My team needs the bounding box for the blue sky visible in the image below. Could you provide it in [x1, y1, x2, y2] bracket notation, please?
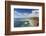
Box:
[14, 8, 32, 13]
[14, 8, 39, 18]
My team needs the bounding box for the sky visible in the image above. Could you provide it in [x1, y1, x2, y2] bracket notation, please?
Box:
[14, 8, 32, 13]
[14, 8, 39, 18]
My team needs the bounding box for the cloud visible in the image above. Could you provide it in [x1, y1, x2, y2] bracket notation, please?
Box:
[14, 10, 39, 18]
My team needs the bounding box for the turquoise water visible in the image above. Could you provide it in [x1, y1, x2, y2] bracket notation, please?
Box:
[14, 18, 34, 27]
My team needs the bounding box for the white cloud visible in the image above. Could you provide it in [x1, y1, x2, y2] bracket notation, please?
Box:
[14, 10, 39, 18]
